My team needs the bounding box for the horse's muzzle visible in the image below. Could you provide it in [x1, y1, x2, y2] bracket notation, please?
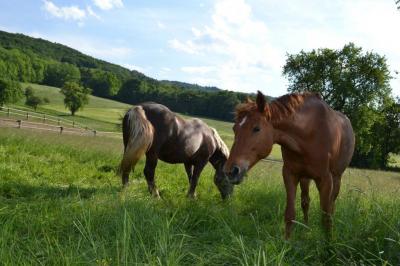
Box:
[225, 165, 246, 185]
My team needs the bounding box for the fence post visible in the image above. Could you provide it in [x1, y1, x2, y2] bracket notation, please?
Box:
[26, 112, 29, 120]
[60, 126, 63, 134]
[72, 121, 75, 128]
[93, 130, 97, 137]
[7, 108, 10, 117]
[43, 114, 46, 123]
[17, 120, 21, 128]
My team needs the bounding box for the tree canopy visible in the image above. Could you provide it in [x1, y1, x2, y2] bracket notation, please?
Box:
[283, 43, 400, 168]
[60, 82, 91, 116]
[0, 78, 22, 106]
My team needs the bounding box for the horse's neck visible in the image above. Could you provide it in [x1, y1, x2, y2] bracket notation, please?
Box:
[272, 119, 303, 154]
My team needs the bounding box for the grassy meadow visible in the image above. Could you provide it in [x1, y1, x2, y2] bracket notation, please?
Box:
[0, 84, 399, 265]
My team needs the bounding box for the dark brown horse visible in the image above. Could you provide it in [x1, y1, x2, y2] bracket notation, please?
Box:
[224, 91, 355, 238]
[119, 102, 233, 199]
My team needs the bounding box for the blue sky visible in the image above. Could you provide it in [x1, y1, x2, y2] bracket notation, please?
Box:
[0, 0, 399, 96]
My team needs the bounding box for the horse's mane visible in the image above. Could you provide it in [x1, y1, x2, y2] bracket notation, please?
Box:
[235, 92, 320, 122]
[210, 127, 230, 158]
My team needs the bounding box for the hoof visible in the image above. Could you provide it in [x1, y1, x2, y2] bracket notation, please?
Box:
[151, 189, 161, 199]
[186, 192, 197, 199]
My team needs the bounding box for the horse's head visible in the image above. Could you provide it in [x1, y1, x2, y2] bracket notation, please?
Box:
[224, 91, 274, 184]
[214, 163, 234, 199]
[210, 128, 234, 199]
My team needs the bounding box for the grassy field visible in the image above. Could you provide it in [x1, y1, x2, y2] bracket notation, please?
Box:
[1, 84, 399, 265]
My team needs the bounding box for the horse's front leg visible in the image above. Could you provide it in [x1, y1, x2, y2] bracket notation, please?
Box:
[283, 166, 299, 240]
[184, 163, 193, 183]
[144, 155, 160, 198]
[187, 161, 207, 198]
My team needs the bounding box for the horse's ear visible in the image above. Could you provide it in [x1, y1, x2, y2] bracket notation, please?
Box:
[245, 97, 253, 103]
[256, 90, 266, 113]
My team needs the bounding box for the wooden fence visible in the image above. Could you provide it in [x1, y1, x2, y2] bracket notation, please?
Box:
[0, 106, 121, 138]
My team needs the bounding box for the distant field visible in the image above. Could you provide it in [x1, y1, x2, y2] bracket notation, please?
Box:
[13, 83, 131, 132]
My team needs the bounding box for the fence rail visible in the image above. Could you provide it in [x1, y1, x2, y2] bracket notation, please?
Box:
[0, 106, 122, 139]
[0, 106, 90, 129]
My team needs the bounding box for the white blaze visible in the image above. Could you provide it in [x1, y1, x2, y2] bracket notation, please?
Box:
[239, 116, 247, 127]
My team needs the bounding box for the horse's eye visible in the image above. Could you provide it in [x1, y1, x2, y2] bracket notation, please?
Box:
[253, 126, 260, 133]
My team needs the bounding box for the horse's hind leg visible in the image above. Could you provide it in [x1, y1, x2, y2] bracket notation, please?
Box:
[187, 161, 207, 198]
[144, 154, 160, 198]
[300, 179, 311, 224]
[184, 163, 193, 183]
[331, 175, 342, 213]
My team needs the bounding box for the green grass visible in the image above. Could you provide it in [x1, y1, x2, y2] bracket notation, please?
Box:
[1, 83, 399, 264]
[1, 128, 399, 265]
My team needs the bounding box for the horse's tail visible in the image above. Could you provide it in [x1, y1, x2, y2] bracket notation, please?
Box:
[119, 106, 154, 178]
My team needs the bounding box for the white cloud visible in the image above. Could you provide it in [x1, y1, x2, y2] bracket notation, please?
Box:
[168, 39, 200, 55]
[92, 0, 123, 10]
[169, 0, 282, 94]
[43, 0, 86, 21]
[169, 0, 400, 96]
[87, 6, 101, 20]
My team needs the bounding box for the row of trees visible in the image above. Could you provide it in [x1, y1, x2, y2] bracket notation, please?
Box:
[116, 79, 248, 120]
[283, 43, 400, 169]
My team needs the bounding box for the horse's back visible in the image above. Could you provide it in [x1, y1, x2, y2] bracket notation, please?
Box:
[139, 102, 216, 163]
[295, 98, 354, 177]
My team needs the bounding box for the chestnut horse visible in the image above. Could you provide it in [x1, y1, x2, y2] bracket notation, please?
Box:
[224, 91, 354, 238]
[119, 102, 233, 199]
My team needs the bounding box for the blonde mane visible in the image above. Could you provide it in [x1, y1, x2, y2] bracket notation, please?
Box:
[210, 127, 230, 158]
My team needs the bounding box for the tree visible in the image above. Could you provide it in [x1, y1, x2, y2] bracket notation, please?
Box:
[81, 68, 121, 97]
[44, 62, 81, 88]
[0, 78, 23, 106]
[283, 43, 399, 168]
[60, 81, 91, 116]
[24, 86, 35, 97]
[24, 87, 43, 111]
[25, 95, 43, 111]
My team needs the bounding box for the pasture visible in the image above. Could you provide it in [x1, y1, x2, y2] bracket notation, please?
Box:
[0, 84, 399, 265]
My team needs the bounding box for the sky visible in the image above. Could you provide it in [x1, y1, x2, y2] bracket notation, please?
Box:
[0, 0, 399, 97]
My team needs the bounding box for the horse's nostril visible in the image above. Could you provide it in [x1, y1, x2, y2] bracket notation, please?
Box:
[231, 165, 240, 177]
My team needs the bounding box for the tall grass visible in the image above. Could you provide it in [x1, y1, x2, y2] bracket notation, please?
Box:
[1, 127, 399, 265]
